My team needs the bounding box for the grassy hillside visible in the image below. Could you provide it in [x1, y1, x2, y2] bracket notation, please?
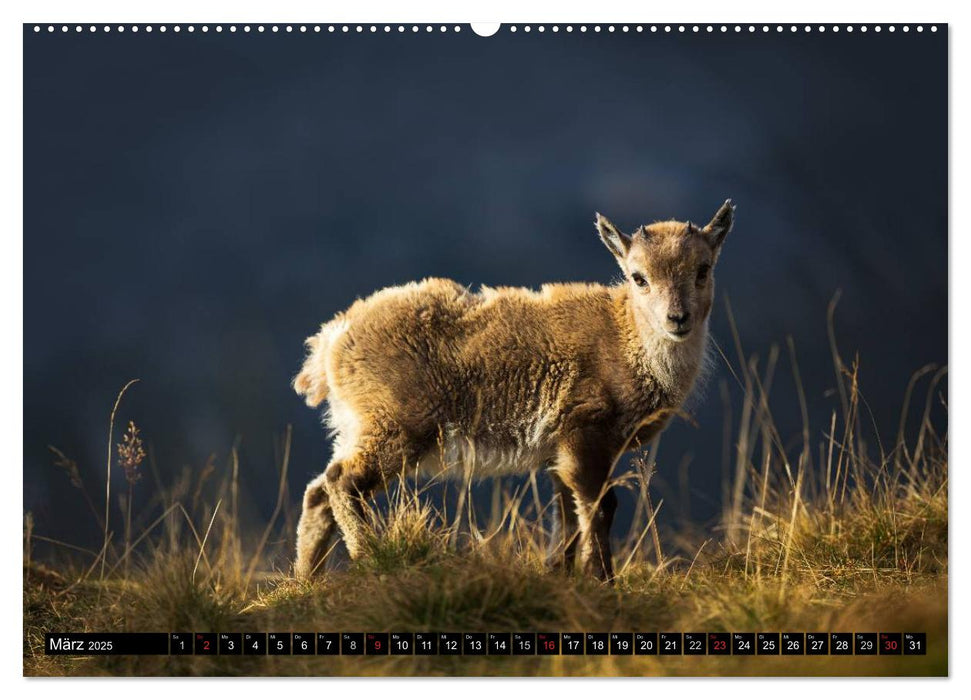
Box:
[23, 313, 948, 677]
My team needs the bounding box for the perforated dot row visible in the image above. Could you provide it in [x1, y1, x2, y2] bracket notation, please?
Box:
[506, 24, 937, 34]
[31, 24, 465, 34]
[31, 24, 940, 35]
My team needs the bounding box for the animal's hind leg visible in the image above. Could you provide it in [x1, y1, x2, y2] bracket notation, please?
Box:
[324, 430, 417, 559]
[548, 470, 579, 572]
[295, 472, 338, 579]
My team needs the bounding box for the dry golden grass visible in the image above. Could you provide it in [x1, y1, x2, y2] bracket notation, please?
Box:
[23, 302, 947, 676]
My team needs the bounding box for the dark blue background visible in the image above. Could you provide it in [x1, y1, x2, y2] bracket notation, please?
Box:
[24, 26, 947, 551]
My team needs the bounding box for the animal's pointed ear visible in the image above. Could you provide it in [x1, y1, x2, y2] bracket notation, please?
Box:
[702, 199, 735, 253]
[595, 213, 632, 262]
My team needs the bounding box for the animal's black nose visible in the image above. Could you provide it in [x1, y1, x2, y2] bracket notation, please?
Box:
[668, 311, 691, 326]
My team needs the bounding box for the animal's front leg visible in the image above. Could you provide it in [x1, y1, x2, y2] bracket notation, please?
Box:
[548, 469, 580, 572]
[583, 486, 617, 582]
[554, 431, 619, 582]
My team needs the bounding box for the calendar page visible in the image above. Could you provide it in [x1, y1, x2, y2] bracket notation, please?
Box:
[22, 19, 947, 678]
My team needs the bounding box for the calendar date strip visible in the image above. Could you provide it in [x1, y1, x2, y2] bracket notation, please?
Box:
[45, 631, 927, 656]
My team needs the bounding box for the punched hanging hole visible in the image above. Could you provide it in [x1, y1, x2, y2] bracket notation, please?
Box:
[471, 23, 500, 37]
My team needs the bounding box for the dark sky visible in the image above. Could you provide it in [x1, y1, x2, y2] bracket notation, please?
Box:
[23, 26, 947, 550]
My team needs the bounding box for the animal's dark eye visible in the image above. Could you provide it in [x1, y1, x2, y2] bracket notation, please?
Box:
[631, 272, 648, 288]
[696, 264, 711, 284]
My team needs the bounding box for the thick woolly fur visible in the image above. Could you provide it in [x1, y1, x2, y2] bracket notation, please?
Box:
[293, 200, 735, 581]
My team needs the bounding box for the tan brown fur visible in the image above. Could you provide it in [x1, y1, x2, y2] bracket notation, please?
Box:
[293, 200, 735, 580]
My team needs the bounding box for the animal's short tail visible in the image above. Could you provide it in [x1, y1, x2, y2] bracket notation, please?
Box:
[293, 316, 346, 407]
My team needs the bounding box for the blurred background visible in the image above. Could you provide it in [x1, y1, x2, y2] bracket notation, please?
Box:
[24, 26, 947, 555]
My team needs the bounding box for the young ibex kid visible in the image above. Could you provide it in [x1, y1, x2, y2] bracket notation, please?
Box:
[293, 200, 734, 581]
